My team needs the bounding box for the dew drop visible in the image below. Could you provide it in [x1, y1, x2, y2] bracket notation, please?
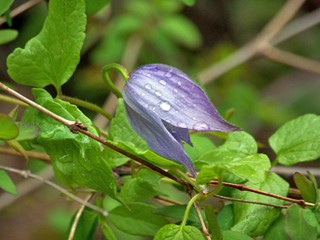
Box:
[155, 90, 162, 96]
[177, 122, 187, 128]
[177, 81, 182, 86]
[193, 122, 209, 131]
[160, 101, 171, 111]
[149, 67, 158, 72]
[173, 89, 178, 93]
[141, 92, 146, 96]
[192, 103, 197, 107]
[165, 72, 173, 78]
[159, 79, 167, 85]
[131, 76, 137, 80]
[192, 117, 197, 120]
[145, 84, 152, 90]
[146, 74, 151, 77]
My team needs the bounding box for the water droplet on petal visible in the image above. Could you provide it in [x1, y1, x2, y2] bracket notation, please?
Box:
[145, 84, 152, 90]
[193, 122, 209, 131]
[165, 72, 173, 78]
[155, 90, 162, 96]
[141, 92, 146, 96]
[192, 117, 197, 120]
[177, 122, 187, 128]
[173, 89, 178, 93]
[177, 81, 182, 86]
[192, 104, 197, 107]
[159, 80, 167, 85]
[160, 101, 171, 111]
[146, 74, 151, 77]
[132, 76, 137, 79]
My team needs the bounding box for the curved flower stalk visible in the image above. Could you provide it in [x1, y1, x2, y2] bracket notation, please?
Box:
[122, 64, 241, 176]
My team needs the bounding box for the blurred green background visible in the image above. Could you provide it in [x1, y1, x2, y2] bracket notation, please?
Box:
[0, 0, 320, 239]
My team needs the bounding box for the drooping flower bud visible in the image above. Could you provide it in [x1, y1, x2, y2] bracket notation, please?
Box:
[122, 64, 241, 176]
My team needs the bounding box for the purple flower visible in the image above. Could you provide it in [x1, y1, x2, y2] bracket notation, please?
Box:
[122, 64, 241, 176]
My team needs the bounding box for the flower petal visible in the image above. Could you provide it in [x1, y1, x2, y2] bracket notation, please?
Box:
[126, 64, 241, 132]
[162, 120, 193, 147]
[123, 85, 197, 176]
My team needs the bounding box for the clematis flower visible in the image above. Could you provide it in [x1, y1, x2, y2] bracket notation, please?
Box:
[122, 64, 241, 176]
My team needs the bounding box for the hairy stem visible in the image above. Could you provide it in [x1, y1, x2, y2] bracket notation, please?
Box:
[61, 95, 113, 120]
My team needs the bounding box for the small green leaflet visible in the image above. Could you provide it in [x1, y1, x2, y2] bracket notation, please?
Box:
[7, 0, 86, 90]
[120, 168, 161, 203]
[21, 88, 118, 201]
[0, 114, 18, 140]
[285, 204, 317, 240]
[153, 224, 205, 240]
[0, 0, 14, 15]
[269, 114, 320, 166]
[0, 169, 17, 195]
[196, 131, 270, 183]
[0, 29, 18, 45]
[294, 172, 318, 203]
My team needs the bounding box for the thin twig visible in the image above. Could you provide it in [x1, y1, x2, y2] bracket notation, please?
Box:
[0, 147, 51, 163]
[198, 0, 307, 84]
[0, 0, 43, 26]
[68, 194, 93, 240]
[261, 45, 320, 75]
[214, 194, 287, 209]
[0, 165, 108, 216]
[209, 180, 313, 207]
[0, 82, 76, 128]
[193, 200, 211, 240]
[154, 195, 184, 205]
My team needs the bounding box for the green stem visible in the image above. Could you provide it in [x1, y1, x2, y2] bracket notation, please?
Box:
[270, 158, 278, 169]
[130, 160, 136, 177]
[101, 64, 129, 98]
[0, 94, 28, 107]
[171, 168, 201, 192]
[181, 193, 203, 228]
[205, 172, 224, 199]
[61, 95, 113, 121]
[56, 87, 63, 99]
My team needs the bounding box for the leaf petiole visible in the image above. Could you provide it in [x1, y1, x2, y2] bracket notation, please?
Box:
[101, 64, 129, 98]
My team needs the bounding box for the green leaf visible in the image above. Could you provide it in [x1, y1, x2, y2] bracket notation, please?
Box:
[152, 205, 206, 224]
[294, 172, 318, 203]
[101, 223, 117, 240]
[285, 204, 317, 240]
[107, 99, 181, 168]
[0, 29, 18, 44]
[184, 134, 216, 162]
[0, 169, 17, 195]
[159, 15, 202, 49]
[196, 132, 270, 183]
[154, 224, 205, 240]
[205, 204, 222, 240]
[84, 0, 111, 15]
[120, 168, 161, 203]
[0, 114, 18, 140]
[109, 202, 169, 237]
[15, 122, 40, 141]
[231, 172, 289, 237]
[0, 0, 14, 15]
[66, 208, 98, 240]
[222, 230, 254, 240]
[102, 147, 129, 168]
[6, 139, 28, 160]
[21, 89, 118, 200]
[269, 114, 320, 165]
[217, 204, 234, 231]
[264, 213, 290, 240]
[7, 0, 86, 90]
[196, 164, 225, 185]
